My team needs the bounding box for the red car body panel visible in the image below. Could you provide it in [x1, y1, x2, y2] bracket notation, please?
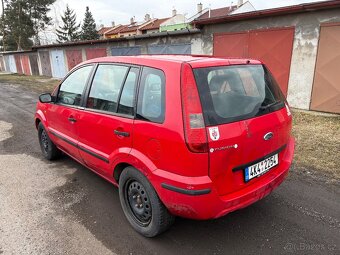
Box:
[35, 55, 294, 220]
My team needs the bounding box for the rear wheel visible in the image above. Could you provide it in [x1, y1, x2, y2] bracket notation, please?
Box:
[38, 123, 61, 160]
[119, 167, 175, 237]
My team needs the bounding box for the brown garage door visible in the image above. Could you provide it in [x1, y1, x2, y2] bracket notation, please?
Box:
[214, 28, 295, 96]
[66, 49, 83, 70]
[29, 54, 39, 76]
[39, 51, 52, 77]
[310, 24, 340, 113]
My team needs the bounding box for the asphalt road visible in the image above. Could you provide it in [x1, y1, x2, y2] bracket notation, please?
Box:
[0, 82, 339, 255]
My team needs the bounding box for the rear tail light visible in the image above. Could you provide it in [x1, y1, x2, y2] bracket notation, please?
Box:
[181, 63, 208, 153]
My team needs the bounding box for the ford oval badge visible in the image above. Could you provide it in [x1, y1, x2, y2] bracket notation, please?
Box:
[264, 132, 273, 141]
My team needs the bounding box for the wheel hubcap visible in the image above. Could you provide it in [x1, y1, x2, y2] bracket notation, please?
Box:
[41, 130, 49, 152]
[126, 180, 152, 225]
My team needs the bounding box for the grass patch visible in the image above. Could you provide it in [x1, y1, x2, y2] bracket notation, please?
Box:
[0, 73, 59, 93]
[292, 110, 340, 180]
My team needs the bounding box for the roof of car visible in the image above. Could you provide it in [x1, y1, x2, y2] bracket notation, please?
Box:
[82, 55, 262, 68]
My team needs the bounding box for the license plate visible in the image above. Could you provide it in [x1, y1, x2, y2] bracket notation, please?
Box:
[244, 154, 279, 182]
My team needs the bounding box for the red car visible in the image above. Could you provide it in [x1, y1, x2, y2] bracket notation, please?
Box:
[35, 55, 294, 237]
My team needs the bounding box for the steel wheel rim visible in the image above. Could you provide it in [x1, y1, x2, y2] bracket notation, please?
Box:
[41, 130, 49, 153]
[125, 179, 152, 226]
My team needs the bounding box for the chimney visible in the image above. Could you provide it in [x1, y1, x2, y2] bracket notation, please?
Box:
[111, 21, 115, 27]
[237, 0, 243, 7]
[145, 13, 151, 21]
[130, 17, 134, 24]
[197, 3, 203, 13]
[172, 8, 177, 16]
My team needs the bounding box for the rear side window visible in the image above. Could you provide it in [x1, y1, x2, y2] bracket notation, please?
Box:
[194, 65, 285, 126]
[87, 64, 129, 113]
[118, 67, 139, 115]
[137, 67, 165, 123]
[57, 65, 93, 106]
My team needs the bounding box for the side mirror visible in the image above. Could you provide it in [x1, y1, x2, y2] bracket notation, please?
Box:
[39, 93, 53, 103]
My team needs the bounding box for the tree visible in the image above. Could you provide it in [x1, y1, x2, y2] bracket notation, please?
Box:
[56, 4, 80, 43]
[80, 6, 99, 41]
[28, 0, 56, 45]
[0, 0, 55, 51]
[1, 0, 6, 51]
[3, 0, 34, 50]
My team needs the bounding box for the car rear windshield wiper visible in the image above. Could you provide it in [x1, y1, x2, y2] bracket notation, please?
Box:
[259, 101, 280, 111]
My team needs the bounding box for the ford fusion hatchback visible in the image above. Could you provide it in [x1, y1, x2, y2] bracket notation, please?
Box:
[35, 55, 294, 237]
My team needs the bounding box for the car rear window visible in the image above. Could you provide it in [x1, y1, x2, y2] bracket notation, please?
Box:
[193, 64, 285, 126]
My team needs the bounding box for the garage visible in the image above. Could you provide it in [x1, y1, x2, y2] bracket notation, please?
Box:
[8, 55, 17, 73]
[85, 48, 107, 60]
[213, 27, 295, 96]
[66, 49, 83, 70]
[111, 46, 141, 56]
[148, 43, 191, 54]
[29, 54, 40, 76]
[50, 50, 67, 78]
[38, 51, 52, 77]
[14, 55, 23, 74]
[310, 23, 340, 114]
[21, 55, 31, 75]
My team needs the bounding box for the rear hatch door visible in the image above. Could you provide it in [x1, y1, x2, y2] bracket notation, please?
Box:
[193, 64, 292, 195]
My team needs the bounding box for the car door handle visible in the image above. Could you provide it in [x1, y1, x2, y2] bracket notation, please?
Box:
[68, 116, 77, 123]
[114, 130, 130, 137]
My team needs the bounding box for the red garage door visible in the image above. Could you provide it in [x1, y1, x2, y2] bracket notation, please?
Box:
[85, 48, 107, 60]
[21, 55, 31, 75]
[214, 32, 248, 58]
[14, 55, 23, 74]
[66, 49, 83, 70]
[214, 28, 295, 96]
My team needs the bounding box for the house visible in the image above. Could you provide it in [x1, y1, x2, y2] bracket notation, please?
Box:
[139, 17, 170, 34]
[103, 24, 127, 39]
[97, 26, 112, 39]
[194, 5, 237, 22]
[159, 9, 189, 32]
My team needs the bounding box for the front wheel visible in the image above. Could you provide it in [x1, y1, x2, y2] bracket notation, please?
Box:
[119, 167, 175, 237]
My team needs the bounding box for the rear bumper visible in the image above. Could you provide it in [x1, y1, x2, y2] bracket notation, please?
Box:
[150, 137, 295, 220]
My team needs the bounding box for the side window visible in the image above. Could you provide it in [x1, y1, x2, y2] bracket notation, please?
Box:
[117, 67, 139, 115]
[57, 65, 93, 106]
[137, 67, 165, 123]
[87, 64, 129, 113]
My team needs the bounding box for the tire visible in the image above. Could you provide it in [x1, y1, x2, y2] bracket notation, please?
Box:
[38, 122, 61, 160]
[119, 167, 175, 237]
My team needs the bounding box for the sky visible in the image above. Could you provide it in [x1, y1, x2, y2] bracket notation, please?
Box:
[51, 0, 328, 27]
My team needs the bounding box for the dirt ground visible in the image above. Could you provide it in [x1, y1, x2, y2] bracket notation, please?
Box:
[0, 73, 59, 93]
[292, 110, 340, 181]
